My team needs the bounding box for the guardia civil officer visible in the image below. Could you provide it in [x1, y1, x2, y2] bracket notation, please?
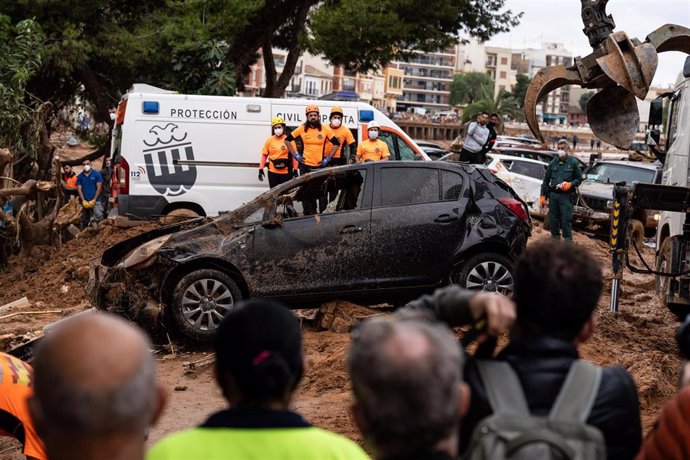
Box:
[540, 139, 583, 240]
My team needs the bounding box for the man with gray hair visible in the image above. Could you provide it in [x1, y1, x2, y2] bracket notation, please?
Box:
[28, 312, 167, 460]
[348, 317, 469, 460]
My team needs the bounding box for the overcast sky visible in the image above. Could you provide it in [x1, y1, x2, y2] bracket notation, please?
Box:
[486, 0, 690, 87]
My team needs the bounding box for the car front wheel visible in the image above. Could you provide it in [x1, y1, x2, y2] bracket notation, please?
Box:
[455, 253, 515, 296]
[171, 269, 243, 342]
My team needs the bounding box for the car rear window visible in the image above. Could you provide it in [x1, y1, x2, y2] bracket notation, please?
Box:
[510, 161, 544, 179]
[380, 167, 439, 206]
[441, 170, 463, 201]
[586, 163, 656, 184]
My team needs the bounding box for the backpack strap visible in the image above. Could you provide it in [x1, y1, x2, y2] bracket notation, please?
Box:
[476, 360, 530, 416]
[549, 360, 602, 422]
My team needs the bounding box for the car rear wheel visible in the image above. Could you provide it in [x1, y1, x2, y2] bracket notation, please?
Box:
[455, 253, 515, 296]
[171, 269, 242, 342]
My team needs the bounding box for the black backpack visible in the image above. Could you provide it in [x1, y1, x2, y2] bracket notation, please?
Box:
[465, 360, 606, 460]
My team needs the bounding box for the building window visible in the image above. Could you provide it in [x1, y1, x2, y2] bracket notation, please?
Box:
[499, 71, 507, 79]
[306, 80, 317, 95]
[500, 57, 508, 65]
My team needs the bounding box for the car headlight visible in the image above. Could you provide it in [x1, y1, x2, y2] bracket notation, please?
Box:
[654, 213, 660, 222]
[122, 235, 172, 269]
[606, 200, 613, 209]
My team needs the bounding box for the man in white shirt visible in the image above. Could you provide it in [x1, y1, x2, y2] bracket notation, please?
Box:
[459, 112, 490, 164]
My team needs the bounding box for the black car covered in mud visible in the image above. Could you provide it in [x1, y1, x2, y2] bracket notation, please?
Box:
[88, 162, 531, 341]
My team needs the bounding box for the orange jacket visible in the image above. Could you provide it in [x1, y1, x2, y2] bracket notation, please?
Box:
[357, 139, 391, 163]
[260, 134, 297, 174]
[286, 124, 339, 167]
[326, 125, 355, 159]
[0, 352, 46, 460]
[636, 386, 690, 460]
[63, 172, 78, 190]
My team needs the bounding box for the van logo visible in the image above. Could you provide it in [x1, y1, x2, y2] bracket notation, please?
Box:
[142, 123, 197, 197]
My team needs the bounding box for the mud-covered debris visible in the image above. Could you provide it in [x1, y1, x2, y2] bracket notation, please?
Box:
[174, 385, 188, 392]
[316, 301, 385, 333]
[0, 297, 30, 315]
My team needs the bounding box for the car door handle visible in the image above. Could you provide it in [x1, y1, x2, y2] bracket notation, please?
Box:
[341, 225, 363, 234]
[434, 214, 458, 223]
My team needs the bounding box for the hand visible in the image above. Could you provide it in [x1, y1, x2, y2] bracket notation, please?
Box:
[321, 156, 332, 167]
[258, 169, 265, 181]
[89, 200, 96, 208]
[468, 292, 516, 340]
[82, 199, 89, 208]
[292, 170, 299, 178]
[539, 195, 546, 208]
[561, 181, 572, 192]
[291, 152, 304, 163]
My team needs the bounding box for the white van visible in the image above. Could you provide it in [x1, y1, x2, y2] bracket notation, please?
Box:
[109, 84, 429, 219]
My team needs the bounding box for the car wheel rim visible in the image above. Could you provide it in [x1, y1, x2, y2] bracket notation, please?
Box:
[465, 261, 514, 295]
[181, 278, 234, 331]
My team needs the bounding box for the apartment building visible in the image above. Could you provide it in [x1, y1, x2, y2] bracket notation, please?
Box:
[393, 47, 456, 113]
[484, 46, 516, 96]
[514, 43, 573, 124]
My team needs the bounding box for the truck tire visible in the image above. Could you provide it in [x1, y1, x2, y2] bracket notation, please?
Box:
[171, 269, 243, 342]
[455, 253, 515, 296]
[656, 238, 671, 296]
[161, 208, 199, 225]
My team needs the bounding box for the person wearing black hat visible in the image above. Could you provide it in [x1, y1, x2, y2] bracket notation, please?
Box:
[148, 299, 369, 460]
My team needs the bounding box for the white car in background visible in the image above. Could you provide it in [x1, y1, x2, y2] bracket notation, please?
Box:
[486, 153, 549, 217]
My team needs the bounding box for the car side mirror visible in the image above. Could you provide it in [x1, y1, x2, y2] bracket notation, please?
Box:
[647, 128, 661, 147]
[649, 97, 663, 126]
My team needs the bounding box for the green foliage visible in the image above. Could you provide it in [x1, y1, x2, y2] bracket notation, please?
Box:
[462, 88, 520, 122]
[0, 16, 45, 158]
[450, 72, 494, 105]
[171, 40, 236, 96]
[309, 0, 521, 73]
[579, 91, 595, 112]
[509, 73, 530, 108]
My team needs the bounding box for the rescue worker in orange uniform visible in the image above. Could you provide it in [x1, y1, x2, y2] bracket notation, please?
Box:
[259, 117, 297, 188]
[356, 121, 391, 163]
[325, 107, 356, 166]
[284, 105, 340, 214]
[0, 352, 46, 460]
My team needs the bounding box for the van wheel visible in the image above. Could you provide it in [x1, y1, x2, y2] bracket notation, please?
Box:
[161, 208, 199, 225]
[171, 269, 243, 342]
[454, 253, 514, 296]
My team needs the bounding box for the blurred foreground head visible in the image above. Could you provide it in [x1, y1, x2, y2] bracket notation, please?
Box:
[514, 240, 603, 341]
[29, 312, 166, 460]
[348, 316, 467, 459]
[214, 298, 303, 407]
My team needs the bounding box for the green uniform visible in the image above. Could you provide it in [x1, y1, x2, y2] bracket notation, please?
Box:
[541, 155, 582, 240]
[147, 408, 370, 460]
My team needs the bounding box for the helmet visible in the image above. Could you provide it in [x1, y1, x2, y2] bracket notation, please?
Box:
[330, 106, 344, 118]
[305, 104, 320, 115]
[271, 116, 286, 127]
[367, 121, 380, 130]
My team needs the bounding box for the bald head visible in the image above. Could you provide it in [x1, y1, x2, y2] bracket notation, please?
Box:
[31, 312, 158, 437]
[348, 317, 463, 457]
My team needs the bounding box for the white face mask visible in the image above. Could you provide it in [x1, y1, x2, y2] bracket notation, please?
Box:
[368, 130, 379, 140]
[274, 127, 284, 136]
[331, 118, 342, 128]
[83, 165, 91, 172]
[109, 112, 116, 121]
[558, 150, 567, 159]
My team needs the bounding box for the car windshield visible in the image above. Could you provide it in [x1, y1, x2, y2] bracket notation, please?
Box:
[586, 163, 656, 184]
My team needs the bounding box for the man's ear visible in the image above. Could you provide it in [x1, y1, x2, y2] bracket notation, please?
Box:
[151, 384, 169, 427]
[575, 316, 595, 345]
[459, 382, 471, 418]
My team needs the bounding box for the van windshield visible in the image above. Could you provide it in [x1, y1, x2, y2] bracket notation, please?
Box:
[586, 163, 656, 184]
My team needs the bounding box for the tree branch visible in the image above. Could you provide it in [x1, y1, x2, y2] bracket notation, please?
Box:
[262, 40, 277, 97]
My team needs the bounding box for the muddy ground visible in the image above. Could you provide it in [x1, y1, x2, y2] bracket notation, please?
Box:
[0, 220, 681, 456]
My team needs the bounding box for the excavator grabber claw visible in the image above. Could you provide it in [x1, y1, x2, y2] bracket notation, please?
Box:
[524, 0, 690, 149]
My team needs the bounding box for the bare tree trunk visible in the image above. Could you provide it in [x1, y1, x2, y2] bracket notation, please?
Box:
[77, 65, 114, 124]
[272, 43, 302, 98]
[262, 40, 277, 97]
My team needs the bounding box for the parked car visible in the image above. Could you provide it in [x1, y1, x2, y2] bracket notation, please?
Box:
[494, 135, 545, 150]
[574, 160, 662, 237]
[485, 154, 549, 217]
[494, 147, 587, 172]
[422, 146, 450, 160]
[88, 162, 531, 342]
